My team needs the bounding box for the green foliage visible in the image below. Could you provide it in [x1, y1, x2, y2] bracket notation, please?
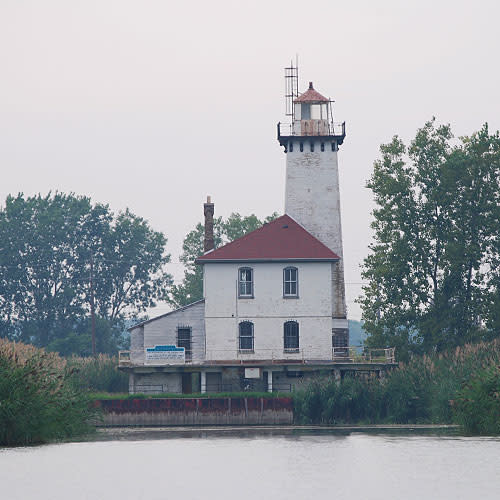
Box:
[169, 212, 279, 307]
[0, 339, 96, 446]
[0, 192, 171, 354]
[48, 332, 93, 357]
[47, 318, 130, 357]
[294, 338, 500, 433]
[348, 320, 367, 346]
[453, 366, 500, 435]
[293, 376, 385, 425]
[66, 354, 129, 393]
[360, 120, 500, 358]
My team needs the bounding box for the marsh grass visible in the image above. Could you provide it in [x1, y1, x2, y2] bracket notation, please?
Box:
[0, 339, 97, 446]
[66, 354, 128, 393]
[453, 365, 500, 435]
[294, 338, 500, 432]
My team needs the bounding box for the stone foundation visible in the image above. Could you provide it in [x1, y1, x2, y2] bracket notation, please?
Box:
[95, 397, 293, 426]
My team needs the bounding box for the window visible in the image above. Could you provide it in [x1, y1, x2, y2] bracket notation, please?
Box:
[284, 321, 299, 351]
[301, 103, 311, 120]
[310, 104, 321, 120]
[300, 142, 304, 152]
[332, 329, 348, 348]
[283, 267, 298, 297]
[320, 142, 325, 152]
[238, 268, 253, 297]
[310, 142, 314, 152]
[289, 142, 293, 152]
[239, 321, 254, 351]
[332, 328, 348, 357]
[177, 327, 192, 360]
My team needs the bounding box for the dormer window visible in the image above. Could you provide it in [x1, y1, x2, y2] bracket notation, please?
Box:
[283, 267, 298, 297]
[238, 267, 253, 298]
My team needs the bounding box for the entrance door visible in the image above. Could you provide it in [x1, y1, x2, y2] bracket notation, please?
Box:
[181, 373, 192, 394]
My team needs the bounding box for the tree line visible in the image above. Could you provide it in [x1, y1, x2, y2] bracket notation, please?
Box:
[359, 120, 500, 359]
[0, 193, 171, 354]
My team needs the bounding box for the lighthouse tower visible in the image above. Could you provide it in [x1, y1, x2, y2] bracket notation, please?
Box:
[278, 70, 349, 345]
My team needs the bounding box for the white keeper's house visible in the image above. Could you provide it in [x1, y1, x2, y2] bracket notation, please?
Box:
[120, 71, 395, 394]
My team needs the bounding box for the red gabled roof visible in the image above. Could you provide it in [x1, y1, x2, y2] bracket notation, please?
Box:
[196, 215, 340, 263]
[294, 82, 329, 103]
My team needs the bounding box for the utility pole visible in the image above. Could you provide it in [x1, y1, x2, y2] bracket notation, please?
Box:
[90, 256, 96, 356]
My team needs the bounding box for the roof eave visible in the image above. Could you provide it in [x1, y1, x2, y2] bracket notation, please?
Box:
[195, 257, 340, 264]
[127, 299, 206, 330]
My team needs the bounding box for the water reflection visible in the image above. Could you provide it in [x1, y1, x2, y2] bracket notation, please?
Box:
[87, 425, 461, 442]
[1, 429, 499, 500]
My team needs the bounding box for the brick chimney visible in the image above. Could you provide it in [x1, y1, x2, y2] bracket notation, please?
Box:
[203, 196, 215, 253]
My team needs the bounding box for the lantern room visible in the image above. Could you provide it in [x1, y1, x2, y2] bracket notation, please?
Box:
[293, 82, 331, 136]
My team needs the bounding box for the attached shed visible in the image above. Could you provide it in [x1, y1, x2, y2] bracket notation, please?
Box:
[129, 299, 206, 366]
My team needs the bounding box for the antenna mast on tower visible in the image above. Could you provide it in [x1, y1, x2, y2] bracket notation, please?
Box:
[284, 57, 299, 127]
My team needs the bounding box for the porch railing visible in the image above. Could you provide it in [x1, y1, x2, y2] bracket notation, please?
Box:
[129, 383, 294, 395]
[119, 347, 396, 366]
[331, 347, 396, 364]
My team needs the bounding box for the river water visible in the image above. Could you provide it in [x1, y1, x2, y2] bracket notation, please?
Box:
[1, 428, 499, 500]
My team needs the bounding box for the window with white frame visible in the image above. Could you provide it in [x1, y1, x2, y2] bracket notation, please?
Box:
[284, 321, 299, 351]
[238, 267, 253, 297]
[239, 321, 254, 351]
[283, 267, 298, 297]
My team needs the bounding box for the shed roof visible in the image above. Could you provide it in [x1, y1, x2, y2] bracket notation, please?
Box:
[128, 299, 205, 330]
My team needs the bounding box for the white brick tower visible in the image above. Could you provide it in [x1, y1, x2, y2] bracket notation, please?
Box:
[278, 76, 349, 345]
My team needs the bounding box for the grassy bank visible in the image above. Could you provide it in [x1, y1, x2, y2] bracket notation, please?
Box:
[91, 391, 290, 400]
[294, 338, 500, 434]
[0, 339, 97, 446]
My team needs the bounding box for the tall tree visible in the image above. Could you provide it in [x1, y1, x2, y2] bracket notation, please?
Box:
[359, 120, 500, 359]
[0, 193, 172, 353]
[169, 212, 278, 307]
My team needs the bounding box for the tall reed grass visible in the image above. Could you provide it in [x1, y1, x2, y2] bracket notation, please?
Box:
[66, 354, 128, 393]
[453, 365, 500, 435]
[294, 338, 500, 433]
[0, 339, 96, 446]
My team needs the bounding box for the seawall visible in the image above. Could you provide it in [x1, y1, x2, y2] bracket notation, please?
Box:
[94, 397, 293, 426]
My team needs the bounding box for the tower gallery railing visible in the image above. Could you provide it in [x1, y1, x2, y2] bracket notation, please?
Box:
[277, 121, 346, 138]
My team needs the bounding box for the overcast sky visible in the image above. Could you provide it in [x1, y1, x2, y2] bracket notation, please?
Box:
[1, 0, 500, 319]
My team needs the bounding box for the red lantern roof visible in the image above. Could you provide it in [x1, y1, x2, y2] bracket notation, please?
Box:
[196, 214, 340, 263]
[294, 82, 329, 103]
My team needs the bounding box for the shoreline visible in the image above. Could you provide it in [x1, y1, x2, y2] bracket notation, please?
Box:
[97, 423, 458, 431]
[91, 423, 461, 440]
